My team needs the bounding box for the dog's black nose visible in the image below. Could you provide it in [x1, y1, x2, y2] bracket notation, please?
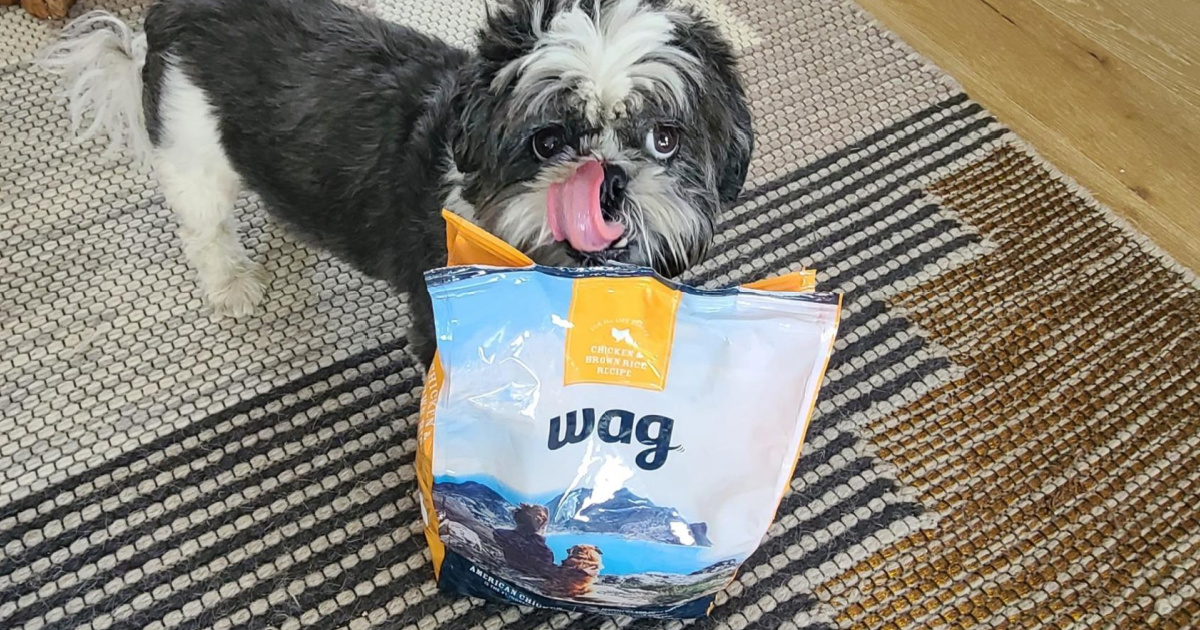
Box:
[599, 163, 627, 218]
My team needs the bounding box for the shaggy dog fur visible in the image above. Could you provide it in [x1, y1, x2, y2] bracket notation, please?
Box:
[39, 0, 753, 366]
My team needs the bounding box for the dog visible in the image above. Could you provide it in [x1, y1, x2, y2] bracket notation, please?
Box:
[492, 503, 557, 578]
[39, 0, 754, 366]
[546, 543, 604, 598]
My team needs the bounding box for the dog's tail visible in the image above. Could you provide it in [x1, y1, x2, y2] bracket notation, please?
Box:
[37, 11, 152, 164]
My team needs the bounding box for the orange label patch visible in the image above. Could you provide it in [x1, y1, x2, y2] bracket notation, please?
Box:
[563, 277, 681, 390]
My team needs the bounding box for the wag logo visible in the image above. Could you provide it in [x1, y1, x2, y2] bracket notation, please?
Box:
[547, 408, 678, 471]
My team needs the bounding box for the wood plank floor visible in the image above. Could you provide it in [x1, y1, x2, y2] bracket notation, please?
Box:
[856, 0, 1200, 273]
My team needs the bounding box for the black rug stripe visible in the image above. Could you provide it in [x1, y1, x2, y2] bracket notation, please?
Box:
[699, 124, 1002, 283]
[36, 466, 418, 630]
[0, 357, 418, 582]
[822, 336, 927, 403]
[308, 545, 466, 630]
[119, 500, 426, 630]
[835, 299, 889, 342]
[727, 102, 985, 232]
[813, 201, 942, 273]
[705, 118, 997, 278]
[835, 356, 951, 421]
[787, 457, 877, 514]
[713, 196, 941, 290]
[3, 386, 421, 625]
[0, 370, 418, 594]
[690, 190, 924, 288]
[827, 315, 917, 375]
[0, 338, 411, 537]
[828, 233, 979, 297]
[736, 94, 974, 204]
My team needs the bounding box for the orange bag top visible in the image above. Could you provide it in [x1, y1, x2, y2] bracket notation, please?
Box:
[442, 210, 816, 292]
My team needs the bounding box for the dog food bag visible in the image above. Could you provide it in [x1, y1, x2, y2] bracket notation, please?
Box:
[416, 212, 840, 618]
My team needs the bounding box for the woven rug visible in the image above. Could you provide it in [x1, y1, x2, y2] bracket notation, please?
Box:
[3, 0, 1199, 628]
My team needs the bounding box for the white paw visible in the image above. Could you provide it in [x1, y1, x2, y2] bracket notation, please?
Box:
[207, 263, 268, 318]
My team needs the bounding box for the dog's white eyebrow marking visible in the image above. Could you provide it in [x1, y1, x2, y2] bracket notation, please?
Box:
[494, 0, 701, 124]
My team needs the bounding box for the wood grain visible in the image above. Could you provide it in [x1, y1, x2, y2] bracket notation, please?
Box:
[855, 0, 1200, 273]
[1030, 0, 1200, 110]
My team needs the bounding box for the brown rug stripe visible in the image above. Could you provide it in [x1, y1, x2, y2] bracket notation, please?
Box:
[818, 144, 1200, 629]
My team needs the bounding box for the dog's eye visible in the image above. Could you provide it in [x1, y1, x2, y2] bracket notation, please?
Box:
[532, 126, 567, 160]
[645, 125, 679, 159]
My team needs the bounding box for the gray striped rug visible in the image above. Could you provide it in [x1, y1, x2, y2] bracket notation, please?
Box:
[6, 0, 1199, 628]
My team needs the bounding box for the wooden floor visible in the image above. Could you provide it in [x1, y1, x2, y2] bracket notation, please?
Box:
[856, 0, 1200, 273]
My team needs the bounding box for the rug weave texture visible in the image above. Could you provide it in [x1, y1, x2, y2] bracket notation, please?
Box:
[2, 0, 1199, 629]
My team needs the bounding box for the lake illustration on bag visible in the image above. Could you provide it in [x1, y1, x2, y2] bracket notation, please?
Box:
[432, 474, 742, 606]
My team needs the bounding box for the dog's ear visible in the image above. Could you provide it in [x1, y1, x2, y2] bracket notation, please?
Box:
[672, 9, 755, 205]
[452, 0, 557, 173]
[714, 87, 753, 205]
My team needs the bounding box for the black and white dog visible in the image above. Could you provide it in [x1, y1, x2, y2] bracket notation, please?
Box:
[41, 0, 753, 365]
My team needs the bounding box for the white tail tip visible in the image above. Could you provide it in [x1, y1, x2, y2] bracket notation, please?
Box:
[37, 11, 152, 164]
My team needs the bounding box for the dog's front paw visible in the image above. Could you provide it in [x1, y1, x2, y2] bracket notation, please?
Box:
[207, 263, 268, 318]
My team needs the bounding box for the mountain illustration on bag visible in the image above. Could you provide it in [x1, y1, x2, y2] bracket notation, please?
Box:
[434, 481, 710, 546]
[433, 480, 516, 527]
[546, 487, 713, 546]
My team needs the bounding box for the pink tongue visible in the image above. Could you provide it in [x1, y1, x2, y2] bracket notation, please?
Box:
[547, 161, 625, 252]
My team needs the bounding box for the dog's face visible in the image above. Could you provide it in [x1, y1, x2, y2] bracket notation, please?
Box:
[452, 0, 753, 278]
[566, 544, 604, 566]
[514, 503, 550, 534]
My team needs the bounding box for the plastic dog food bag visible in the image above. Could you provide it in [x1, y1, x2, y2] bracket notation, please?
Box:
[417, 212, 841, 618]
